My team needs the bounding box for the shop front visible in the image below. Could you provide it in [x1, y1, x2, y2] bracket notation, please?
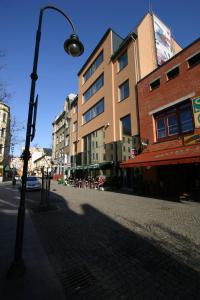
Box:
[120, 145, 200, 200]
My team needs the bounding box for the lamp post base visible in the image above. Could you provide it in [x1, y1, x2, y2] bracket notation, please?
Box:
[7, 259, 26, 279]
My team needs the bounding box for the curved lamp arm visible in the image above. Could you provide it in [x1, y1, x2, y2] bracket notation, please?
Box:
[41, 5, 76, 33]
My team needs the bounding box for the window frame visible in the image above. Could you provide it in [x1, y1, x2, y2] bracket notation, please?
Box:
[149, 78, 160, 91]
[155, 101, 194, 141]
[118, 51, 128, 72]
[83, 73, 104, 102]
[119, 79, 130, 101]
[187, 51, 200, 68]
[83, 51, 104, 83]
[166, 66, 180, 81]
[82, 98, 104, 124]
[73, 121, 78, 132]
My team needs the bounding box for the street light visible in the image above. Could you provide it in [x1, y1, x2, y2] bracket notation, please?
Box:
[7, 5, 84, 278]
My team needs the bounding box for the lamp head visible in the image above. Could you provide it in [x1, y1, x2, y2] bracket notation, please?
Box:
[64, 33, 84, 57]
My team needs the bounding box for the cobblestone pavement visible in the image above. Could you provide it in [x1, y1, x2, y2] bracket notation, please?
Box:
[27, 181, 200, 299]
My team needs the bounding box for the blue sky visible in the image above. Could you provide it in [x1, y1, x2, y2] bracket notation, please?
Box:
[0, 0, 200, 155]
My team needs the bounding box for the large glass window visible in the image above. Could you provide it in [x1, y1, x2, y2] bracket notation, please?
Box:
[121, 115, 132, 161]
[83, 128, 105, 165]
[118, 51, 128, 71]
[83, 74, 104, 102]
[121, 115, 131, 135]
[155, 101, 194, 140]
[83, 98, 104, 124]
[73, 121, 77, 132]
[119, 80, 129, 101]
[83, 51, 103, 82]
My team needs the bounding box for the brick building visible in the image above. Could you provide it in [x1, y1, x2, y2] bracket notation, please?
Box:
[121, 38, 200, 199]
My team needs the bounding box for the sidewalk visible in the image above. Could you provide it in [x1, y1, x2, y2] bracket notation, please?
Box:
[0, 183, 66, 300]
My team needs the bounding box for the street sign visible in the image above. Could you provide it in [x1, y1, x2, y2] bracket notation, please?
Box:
[192, 97, 200, 128]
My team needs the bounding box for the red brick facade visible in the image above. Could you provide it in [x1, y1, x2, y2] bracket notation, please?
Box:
[137, 38, 200, 152]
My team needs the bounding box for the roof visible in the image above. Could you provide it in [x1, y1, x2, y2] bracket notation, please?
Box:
[77, 28, 112, 76]
[111, 31, 137, 61]
[120, 145, 200, 168]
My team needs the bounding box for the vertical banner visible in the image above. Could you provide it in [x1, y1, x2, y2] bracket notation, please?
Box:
[192, 97, 200, 128]
[153, 14, 173, 65]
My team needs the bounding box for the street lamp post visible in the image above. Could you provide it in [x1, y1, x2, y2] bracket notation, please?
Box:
[7, 5, 84, 278]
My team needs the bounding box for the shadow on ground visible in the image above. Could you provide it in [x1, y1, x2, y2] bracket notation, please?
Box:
[23, 188, 200, 299]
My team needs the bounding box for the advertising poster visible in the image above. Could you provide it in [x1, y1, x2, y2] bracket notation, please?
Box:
[153, 14, 173, 65]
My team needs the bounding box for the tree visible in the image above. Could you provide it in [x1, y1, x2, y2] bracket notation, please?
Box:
[0, 50, 11, 103]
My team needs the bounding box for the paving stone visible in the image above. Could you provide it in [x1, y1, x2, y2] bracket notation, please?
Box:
[27, 181, 200, 299]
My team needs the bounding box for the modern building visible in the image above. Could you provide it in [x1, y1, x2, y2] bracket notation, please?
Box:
[71, 12, 181, 180]
[52, 93, 77, 177]
[121, 37, 200, 199]
[0, 102, 10, 181]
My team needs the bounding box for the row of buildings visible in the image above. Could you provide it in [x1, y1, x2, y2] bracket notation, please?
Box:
[51, 12, 200, 199]
[10, 147, 52, 177]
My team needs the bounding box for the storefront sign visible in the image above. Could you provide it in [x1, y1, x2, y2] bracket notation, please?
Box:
[184, 133, 200, 145]
[192, 97, 200, 128]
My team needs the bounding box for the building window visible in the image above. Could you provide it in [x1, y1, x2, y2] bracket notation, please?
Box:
[83, 98, 104, 124]
[118, 51, 128, 71]
[74, 142, 77, 154]
[96, 141, 98, 148]
[150, 78, 160, 90]
[3, 113, 6, 122]
[119, 80, 129, 101]
[66, 135, 69, 146]
[83, 128, 104, 165]
[121, 115, 131, 136]
[74, 105, 78, 113]
[187, 52, 200, 68]
[83, 74, 104, 102]
[0, 144, 2, 155]
[155, 101, 194, 140]
[110, 144, 113, 150]
[166, 66, 179, 80]
[73, 121, 78, 132]
[83, 51, 103, 82]
[0, 128, 5, 137]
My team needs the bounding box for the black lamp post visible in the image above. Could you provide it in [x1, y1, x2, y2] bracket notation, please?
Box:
[7, 5, 84, 278]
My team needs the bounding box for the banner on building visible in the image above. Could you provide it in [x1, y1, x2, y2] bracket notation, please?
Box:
[153, 14, 173, 66]
[192, 97, 200, 128]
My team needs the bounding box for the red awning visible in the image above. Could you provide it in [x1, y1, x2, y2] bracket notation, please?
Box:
[120, 145, 200, 168]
